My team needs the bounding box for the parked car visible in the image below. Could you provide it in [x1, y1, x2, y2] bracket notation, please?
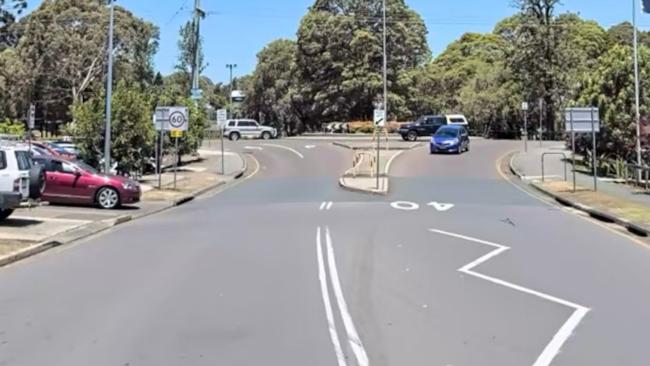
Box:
[32, 156, 141, 209]
[399, 114, 469, 141]
[224, 119, 278, 141]
[430, 125, 470, 154]
[31, 141, 76, 160]
[0, 144, 45, 221]
[51, 141, 79, 156]
[42, 141, 78, 159]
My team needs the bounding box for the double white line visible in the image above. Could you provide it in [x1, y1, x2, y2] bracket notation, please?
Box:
[320, 201, 334, 211]
[316, 226, 369, 366]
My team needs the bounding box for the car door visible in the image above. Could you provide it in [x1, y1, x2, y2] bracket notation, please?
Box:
[416, 117, 434, 135]
[431, 116, 447, 134]
[240, 121, 257, 138]
[46, 160, 84, 202]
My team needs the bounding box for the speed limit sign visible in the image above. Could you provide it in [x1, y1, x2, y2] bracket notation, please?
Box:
[154, 106, 189, 131]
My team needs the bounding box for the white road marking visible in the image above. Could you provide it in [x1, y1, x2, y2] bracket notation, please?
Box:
[384, 149, 407, 175]
[305, 145, 316, 149]
[427, 202, 455, 212]
[316, 227, 347, 366]
[244, 146, 263, 151]
[319, 201, 334, 211]
[391, 201, 419, 211]
[326, 201, 333, 210]
[429, 229, 590, 366]
[320, 202, 327, 210]
[325, 227, 369, 366]
[261, 143, 304, 159]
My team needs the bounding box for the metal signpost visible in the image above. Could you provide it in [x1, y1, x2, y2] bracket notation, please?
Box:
[28, 104, 35, 156]
[374, 108, 386, 189]
[154, 107, 189, 190]
[539, 98, 544, 148]
[565, 107, 600, 192]
[217, 108, 228, 175]
[521, 102, 529, 152]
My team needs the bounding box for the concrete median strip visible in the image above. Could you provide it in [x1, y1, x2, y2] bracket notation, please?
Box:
[507, 151, 650, 238]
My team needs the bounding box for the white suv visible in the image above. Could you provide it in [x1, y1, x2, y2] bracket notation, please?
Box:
[223, 119, 278, 141]
[0, 144, 44, 221]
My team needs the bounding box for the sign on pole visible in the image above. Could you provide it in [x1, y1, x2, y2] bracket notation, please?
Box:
[521, 102, 529, 111]
[155, 106, 189, 131]
[374, 109, 386, 128]
[565, 107, 600, 191]
[217, 109, 228, 127]
[28, 104, 35, 130]
[564, 107, 600, 133]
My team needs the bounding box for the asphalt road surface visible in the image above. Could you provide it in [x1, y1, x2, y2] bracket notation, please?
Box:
[2, 138, 650, 365]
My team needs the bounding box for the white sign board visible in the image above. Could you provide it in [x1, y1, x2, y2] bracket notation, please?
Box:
[217, 109, 228, 127]
[154, 106, 189, 131]
[521, 102, 529, 111]
[28, 104, 35, 129]
[565, 107, 600, 133]
[374, 109, 386, 127]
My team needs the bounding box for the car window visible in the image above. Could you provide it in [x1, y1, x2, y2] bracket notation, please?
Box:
[450, 117, 466, 124]
[0, 151, 5, 170]
[51, 160, 77, 174]
[14, 151, 31, 171]
[228, 121, 236, 127]
[241, 121, 256, 127]
[433, 117, 446, 126]
[424, 117, 435, 125]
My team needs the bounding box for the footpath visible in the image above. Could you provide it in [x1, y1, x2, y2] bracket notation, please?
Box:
[0, 149, 247, 266]
[510, 143, 650, 237]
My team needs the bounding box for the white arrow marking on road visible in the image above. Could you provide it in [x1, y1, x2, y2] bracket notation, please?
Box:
[261, 143, 304, 159]
[244, 146, 263, 151]
[429, 229, 590, 366]
[428, 202, 455, 212]
[305, 145, 316, 149]
[391, 201, 420, 211]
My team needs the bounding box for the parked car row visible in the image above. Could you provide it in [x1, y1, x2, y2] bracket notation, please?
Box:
[0, 138, 141, 222]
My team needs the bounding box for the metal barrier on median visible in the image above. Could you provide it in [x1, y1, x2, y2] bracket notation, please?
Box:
[541, 152, 568, 182]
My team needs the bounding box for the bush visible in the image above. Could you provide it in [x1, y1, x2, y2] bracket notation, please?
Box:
[0, 119, 25, 135]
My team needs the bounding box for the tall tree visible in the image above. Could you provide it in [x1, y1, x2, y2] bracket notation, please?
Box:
[17, 0, 159, 124]
[296, 0, 429, 127]
[0, 0, 26, 50]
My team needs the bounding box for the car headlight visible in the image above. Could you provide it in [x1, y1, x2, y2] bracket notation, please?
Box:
[122, 182, 139, 190]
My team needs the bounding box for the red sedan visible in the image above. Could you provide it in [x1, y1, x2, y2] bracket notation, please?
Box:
[32, 156, 141, 209]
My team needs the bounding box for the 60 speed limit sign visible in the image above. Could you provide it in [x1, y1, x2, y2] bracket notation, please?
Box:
[154, 106, 189, 131]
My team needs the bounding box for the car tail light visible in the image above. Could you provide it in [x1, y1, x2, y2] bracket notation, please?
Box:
[13, 178, 20, 192]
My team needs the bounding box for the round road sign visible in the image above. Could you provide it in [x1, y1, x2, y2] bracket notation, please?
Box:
[169, 111, 186, 129]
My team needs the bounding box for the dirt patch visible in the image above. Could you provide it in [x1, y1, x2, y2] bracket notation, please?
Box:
[0, 239, 35, 257]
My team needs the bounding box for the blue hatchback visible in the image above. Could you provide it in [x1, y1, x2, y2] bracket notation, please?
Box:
[430, 125, 470, 154]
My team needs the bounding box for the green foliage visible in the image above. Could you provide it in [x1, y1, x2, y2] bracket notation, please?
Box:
[110, 81, 155, 174]
[71, 82, 155, 174]
[0, 118, 24, 135]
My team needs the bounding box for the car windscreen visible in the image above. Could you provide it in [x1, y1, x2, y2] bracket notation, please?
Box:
[435, 128, 460, 138]
[15, 150, 31, 170]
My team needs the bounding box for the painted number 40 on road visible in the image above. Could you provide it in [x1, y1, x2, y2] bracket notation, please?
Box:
[390, 201, 454, 212]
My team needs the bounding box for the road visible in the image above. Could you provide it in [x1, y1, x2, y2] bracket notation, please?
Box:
[2, 138, 650, 365]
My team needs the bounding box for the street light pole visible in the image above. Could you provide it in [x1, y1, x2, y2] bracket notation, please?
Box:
[191, 0, 202, 99]
[226, 64, 237, 118]
[634, 0, 643, 176]
[104, 0, 115, 174]
[377, 0, 387, 190]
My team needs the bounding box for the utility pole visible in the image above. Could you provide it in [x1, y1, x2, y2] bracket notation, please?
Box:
[190, 0, 204, 102]
[539, 98, 543, 148]
[634, 0, 643, 179]
[377, 0, 387, 190]
[104, 0, 115, 174]
[226, 64, 237, 118]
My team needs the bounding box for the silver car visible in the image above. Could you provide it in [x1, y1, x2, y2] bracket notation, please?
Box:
[224, 119, 278, 141]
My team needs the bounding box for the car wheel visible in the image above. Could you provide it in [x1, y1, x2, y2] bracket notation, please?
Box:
[229, 132, 241, 141]
[407, 131, 418, 142]
[261, 131, 272, 140]
[0, 209, 13, 221]
[96, 187, 120, 210]
[29, 165, 46, 200]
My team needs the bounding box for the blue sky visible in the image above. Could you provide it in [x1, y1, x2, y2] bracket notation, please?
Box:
[25, 1, 650, 83]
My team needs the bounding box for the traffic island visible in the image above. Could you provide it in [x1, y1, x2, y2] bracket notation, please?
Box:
[338, 148, 412, 195]
[531, 180, 650, 237]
